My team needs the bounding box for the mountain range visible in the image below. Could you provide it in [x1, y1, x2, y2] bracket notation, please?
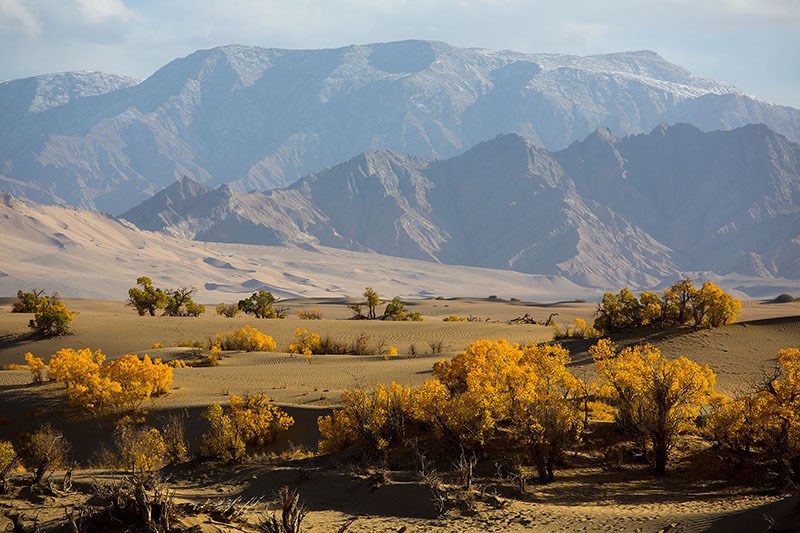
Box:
[2, 40, 800, 214]
[120, 123, 800, 288]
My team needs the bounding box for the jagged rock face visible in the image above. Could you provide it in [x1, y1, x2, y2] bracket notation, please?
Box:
[3, 41, 800, 213]
[121, 124, 800, 287]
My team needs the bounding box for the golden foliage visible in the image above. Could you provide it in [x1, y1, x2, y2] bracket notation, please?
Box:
[591, 339, 716, 475]
[115, 425, 166, 472]
[442, 315, 466, 322]
[47, 348, 173, 414]
[24, 352, 46, 384]
[319, 339, 585, 480]
[287, 327, 321, 361]
[708, 348, 800, 482]
[214, 325, 277, 352]
[202, 394, 294, 463]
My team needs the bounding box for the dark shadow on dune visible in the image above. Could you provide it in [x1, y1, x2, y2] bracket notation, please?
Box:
[0, 332, 37, 350]
[706, 493, 800, 532]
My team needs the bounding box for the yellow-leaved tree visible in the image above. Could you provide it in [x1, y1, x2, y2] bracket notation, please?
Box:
[708, 348, 800, 483]
[202, 394, 294, 463]
[591, 339, 716, 476]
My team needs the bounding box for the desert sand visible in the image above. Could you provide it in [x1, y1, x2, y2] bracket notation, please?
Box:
[1, 296, 799, 531]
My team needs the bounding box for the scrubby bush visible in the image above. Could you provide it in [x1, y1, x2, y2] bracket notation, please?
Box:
[287, 328, 321, 361]
[213, 325, 277, 352]
[442, 315, 466, 322]
[48, 348, 173, 414]
[238, 290, 279, 319]
[216, 302, 240, 318]
[29, 297, 73, 336]
[383, 297, 423, 321]
[12, 289, 46, 313]
[127, 277, 167, 316]
[0, 440, 17, 493]
[201, 394, 294, 463]
[297, 308, 321, 320]
[24, 352, 46, 384]
[552, 318, 598, 340]
[591, 339, 716, 476]
[26, 424, 69, 483]
[115, 424, 166, 473]
[161, 413, 189, 465]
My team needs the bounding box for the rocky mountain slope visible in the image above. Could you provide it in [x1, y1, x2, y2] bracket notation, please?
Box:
[122, 123, 800, 287]
[2, 41, 799, 213]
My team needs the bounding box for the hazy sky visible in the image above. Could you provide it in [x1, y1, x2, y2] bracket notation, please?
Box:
[1, 0, 798, 107]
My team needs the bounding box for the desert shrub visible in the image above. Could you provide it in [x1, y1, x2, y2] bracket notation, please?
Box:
[773, 293, 795, 303]
[552, 318, 598, 340]
[350, 333, 370, 355]
[11, 289, 46, 313]
[287, 328, 321, 361]
[386, 347, 398, 358]
[383, 297, 403, 318]
[214, 325, 276, 352]
[177, 340, 204, 348]
[0, 440, 17, 493]
[161, 413, 189, 465]
[28, 297, 73, 336]
[591, 339, 716, 476]
[127, 277, 167, 316]
[92, 473, 175, 532]
[442, 315, 466, 322]
[259, 486, 308, 533]
[26, 424, 69, 483]
[238, 290, 278, 319]
[296, 308, 321, 320]
[48, 348, 173, 414]
[185, 301, 206, 317]
[317, 336, 350, 355]
[708, 348, 800, 482]
[115, 424, 166, 473]
[318, 382, 415, 454]
[151, 342, 164, 349]
[201, 394, 294, 463]
[24, 352, 46, 384]
[216, 302, 240, 318]
[347, 303, 365, 319]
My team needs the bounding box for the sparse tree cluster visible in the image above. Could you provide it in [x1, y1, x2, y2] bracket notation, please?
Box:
[594, 279, 741, 333]
[319, 339, 584, 482]
[127, 276, 205, 317]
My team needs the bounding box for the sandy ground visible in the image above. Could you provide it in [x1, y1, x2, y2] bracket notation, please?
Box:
[1, 296, 799, 531]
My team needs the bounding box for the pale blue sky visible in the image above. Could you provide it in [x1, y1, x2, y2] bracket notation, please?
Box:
[1, 0, 798, 107]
